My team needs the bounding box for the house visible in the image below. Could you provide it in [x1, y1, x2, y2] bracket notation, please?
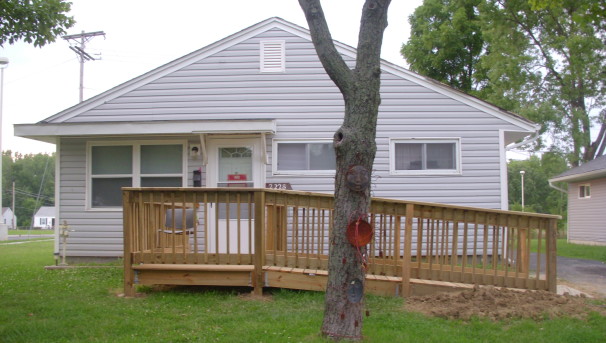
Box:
[1, 207, 17, 229]
[33, 206, 56, 229]
[14, 17, 539, 261]
[549, 154, 606, 246]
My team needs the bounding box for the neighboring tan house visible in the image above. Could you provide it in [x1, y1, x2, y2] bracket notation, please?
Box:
[33, 206, 56, 229]
[550, 154, 606, 246]
[14, 17, 539, 260]
[1, 207, 17, 229]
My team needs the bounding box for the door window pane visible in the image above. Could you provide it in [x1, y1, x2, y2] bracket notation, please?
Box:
[92, 146, 132, 174]
[218, 147, 253, 186]
[141, 145, 182, 174]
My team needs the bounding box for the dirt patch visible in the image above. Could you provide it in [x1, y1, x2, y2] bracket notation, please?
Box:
[405, 285, 606, 321]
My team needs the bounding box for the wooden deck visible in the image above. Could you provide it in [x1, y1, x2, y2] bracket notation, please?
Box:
[123, 188, 560, 297]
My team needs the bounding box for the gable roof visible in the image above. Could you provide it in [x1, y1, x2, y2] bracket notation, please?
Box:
[15, 17, 538, 142]
[34, 206, 56, 218]
[550, 154, 606, 183]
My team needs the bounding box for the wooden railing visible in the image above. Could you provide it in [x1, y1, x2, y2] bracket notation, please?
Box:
[123, 188, 560, 297]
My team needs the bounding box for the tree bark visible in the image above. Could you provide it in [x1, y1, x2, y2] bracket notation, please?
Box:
[298, 0, 391, 340]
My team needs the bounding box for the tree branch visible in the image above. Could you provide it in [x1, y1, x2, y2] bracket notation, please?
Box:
[355, 0, 391, 79]
[590, 111, 606, 158]
[298, 0, 354, 95]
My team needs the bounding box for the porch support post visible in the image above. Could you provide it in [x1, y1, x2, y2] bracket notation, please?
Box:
[253, 190, 266, 296]
[401, 203, 414, 297]
[546, 218, 558, 292]
[123, 189, 136, 297]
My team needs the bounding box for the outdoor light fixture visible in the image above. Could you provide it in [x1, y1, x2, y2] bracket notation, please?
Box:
[0, 57, 9, 215]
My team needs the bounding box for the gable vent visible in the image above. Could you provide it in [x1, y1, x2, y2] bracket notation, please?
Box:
[260, 41, 285, 73]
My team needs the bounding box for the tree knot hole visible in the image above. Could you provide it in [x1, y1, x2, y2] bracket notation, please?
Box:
[334, 131, 344, 145]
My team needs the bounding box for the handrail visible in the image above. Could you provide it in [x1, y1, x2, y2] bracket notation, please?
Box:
[123, 188, 560, 296]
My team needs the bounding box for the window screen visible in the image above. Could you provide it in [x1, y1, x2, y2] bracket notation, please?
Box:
[276, 142, 336, 172]
[394, 141, 457, 171]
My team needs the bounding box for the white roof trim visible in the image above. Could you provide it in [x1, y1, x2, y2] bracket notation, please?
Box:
[15, 120, 277, 144]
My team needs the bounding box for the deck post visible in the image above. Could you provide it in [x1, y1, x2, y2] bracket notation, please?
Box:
[546, 218, 558, 292]
[123, 189, 136, 297]
[401, 203, 414, 297]
[253, 190, 266, 296]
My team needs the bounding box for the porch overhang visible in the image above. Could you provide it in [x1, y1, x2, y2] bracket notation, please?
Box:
[14, 119, 277, 144]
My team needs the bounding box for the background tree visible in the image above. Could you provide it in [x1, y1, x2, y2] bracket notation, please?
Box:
[402, 0, 487, 95]
[404, 0, 606, 165]
[2, 151, 55, 228]
[298, 0, 391, 340]
[507, 153, 568, 231]
[0, 0, 75, 47]
[481, 0, 606, 165]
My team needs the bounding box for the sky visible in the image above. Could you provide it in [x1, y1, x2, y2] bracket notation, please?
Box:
[0, 0, 424, 154]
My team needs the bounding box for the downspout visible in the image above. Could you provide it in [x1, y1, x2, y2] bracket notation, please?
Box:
[505, 132, 540, 152]
[548, 180, 567, 193]
[54, 140, 61, 265]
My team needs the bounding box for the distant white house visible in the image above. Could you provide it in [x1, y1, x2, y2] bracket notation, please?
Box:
[33, 206, 56, 229]
[1, 207, 17, 229]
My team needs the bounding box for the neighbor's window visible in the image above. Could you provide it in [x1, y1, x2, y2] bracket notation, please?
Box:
[391, 139, 460, 174]
[274, 141, 336, 174]
[89, 143, 184, 208]
[579, 184, 591, 198]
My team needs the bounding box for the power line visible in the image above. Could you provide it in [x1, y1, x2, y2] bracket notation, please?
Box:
[63, 30, 106, 102]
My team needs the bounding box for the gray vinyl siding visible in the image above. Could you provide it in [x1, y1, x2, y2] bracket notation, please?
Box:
[59, 136, 203, 257]
[567, 178, 606, 245]
[53, 27, 528, 258]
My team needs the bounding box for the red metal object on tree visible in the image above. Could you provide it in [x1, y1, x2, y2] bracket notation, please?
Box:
[346, 219, 373, 247]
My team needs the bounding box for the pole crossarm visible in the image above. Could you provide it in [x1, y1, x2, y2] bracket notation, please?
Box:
[62, 30, 106, 102]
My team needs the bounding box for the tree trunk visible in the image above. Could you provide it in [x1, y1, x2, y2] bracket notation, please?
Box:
[298, 0, 391, 340]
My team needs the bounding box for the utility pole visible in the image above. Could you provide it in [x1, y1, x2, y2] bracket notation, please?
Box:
[11, 181, 15, 229]
[62, 30, 105, 102]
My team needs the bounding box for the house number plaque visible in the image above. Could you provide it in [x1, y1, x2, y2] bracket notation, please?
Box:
[265, 183, 293, 190]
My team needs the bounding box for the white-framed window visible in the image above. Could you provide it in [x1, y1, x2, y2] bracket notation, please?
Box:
[390, 138, 461, 175]
[273, 140, 336, 175]
[87, 141, 186, 209]
[579, 184, 591, 199]
[260, 40, 285, 73]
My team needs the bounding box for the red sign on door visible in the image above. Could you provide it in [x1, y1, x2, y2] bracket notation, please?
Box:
[227, 174, 247, 181]
[227, 174, 248, 187]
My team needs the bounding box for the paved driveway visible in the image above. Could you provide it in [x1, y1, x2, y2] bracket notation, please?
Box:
[556, 255, 606, 297]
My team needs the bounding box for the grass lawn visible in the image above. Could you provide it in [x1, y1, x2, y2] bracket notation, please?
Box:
[532, 239, 606, 263]
[9, 229, 52, 235]
[1, 241, 605, 342]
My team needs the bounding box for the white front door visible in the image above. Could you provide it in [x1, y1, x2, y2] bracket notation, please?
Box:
[206, 137, 265, 253]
